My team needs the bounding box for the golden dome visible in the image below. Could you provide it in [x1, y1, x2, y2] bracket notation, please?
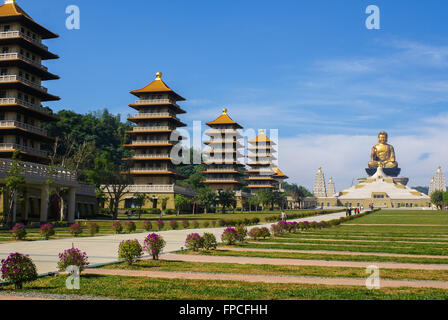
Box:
[155, 72, 163, 80]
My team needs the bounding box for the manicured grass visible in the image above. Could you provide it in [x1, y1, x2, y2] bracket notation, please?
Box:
[4, 274, 448, 300]
[102, 259, 448, 281]
[186, 249, 448, 264]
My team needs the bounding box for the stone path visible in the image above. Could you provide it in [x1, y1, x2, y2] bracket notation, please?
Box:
[222, 247, 448, 260]
[270, 238, 448, 245]
[83, 268, 448, 289]
[161, 253, 448, 270]
[0, 211, 347, 275]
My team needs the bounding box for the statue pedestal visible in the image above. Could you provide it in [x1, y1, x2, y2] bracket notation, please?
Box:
[366, 167, 401, 177]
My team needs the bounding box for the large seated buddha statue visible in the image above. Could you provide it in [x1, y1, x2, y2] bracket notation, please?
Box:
[366, 131, 401, 177]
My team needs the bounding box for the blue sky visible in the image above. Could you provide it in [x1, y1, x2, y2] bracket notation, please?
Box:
[19, 0, 448, 189]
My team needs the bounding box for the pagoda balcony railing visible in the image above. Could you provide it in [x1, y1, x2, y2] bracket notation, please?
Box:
[132, 113, 179, 120]
[108, 184, 195, 197]
[0, 75, 48, 93]
[0, 53, 48, 71]
[206, 139, 242, 144]
[0, 120, 48, 136]
[130, 167, 177, 173]
[131, 140, 172, 145]
[133, 126, 172, 132]
[204, 179, 239, 182]
[206, 130, 242, 137]
[131, 154, 171, 159]
[0, 159, 77, 185]
[76, 184, 96, 196]
[206, 149, 240, 153]
[246, 175, 274, 179]
[204, 167, 237, 172]
[247, 184, 276, 188]
[0, 143, 48, 157]
[135, 99, 177, 106]
[0, 98, 51, 115]
[0, 31, 48, 51]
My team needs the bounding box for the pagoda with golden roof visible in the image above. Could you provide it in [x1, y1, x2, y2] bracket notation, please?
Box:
[124, 72, 187, 185]
[0, 0, 60, 164]
[203, 108, 243, 191]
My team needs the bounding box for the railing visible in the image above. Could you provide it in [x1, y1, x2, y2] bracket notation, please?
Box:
[246, 175, 274, 179]
[0, 31, 48, 50]
[130, 140, 172, 145]
[0, 98, 51, 115]
[0, 159, 77, 185]
[206, 130, 242, 137]
[105, 184, 195, 197]
[0, 143, 48, 157]
[205, 149, 239, 153]
[133, 126, 172, 132]
[0, 53, 48, 71]
[0, 120, 48, 136]
[204, 168, 238, 172]
[135, 99, 175, 105]
[130, 167, 177, 173]
[131, 154, 171, 159]
[77, 184, 96, 196]
[0, 75, 48, 93]
[131, 112, 178, 120]
[205, 139, 242, 145]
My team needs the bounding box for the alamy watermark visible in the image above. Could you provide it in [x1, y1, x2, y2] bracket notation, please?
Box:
[365, 265, 380, 290]
[66, 5, 80, 30]
[365, 5, 380, 30]
[65, 265, 81, 290]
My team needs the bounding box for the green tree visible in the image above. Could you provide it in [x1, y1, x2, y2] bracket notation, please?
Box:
[160, 197, 169, 215]
[248, 194, 260, 213]
[174, 195, 191, 215]
[431, 190, 445, 210]
[217, 190, 236, 214]
[256, 189, 275, 211]
[443, 192, 448, 210]
[133, 193, 148, 219]
[2, 151, 25, 226]
[195, 188, 216, 214]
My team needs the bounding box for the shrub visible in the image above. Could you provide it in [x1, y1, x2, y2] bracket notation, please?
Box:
[211, 220, 217, 227]
[150, 208, 162, 215]
[185, 233, 203, 252]
[182, 220, 190, 229]
[192, 221, 200, 228]
[235, 225, 248, 243]
[87, 222, 99, 236]
[156, 220, 165, 230]
[169, 220, 179, 230]
[165, 209, 176, 215]
[40, 223, 55, 240]
[202, 233, 218, 250]
[221, 227, 238, 245]
[69, 224, 82, 237]
[248, 227, 261, 240]
[124, 221, 137, 233]
[57, 247, 89, 273]
[277, 221, 288, 233]
[1, 253, 37, 289]
[143, 221, 152, 231]
[143, 233, 166, 260]
[118, 239, 143, 265]
[217, 219, 226, 227]
[288, 222, 299, 233]
[260, 227, 271, 239]
[11, 224, 27, 240]
[271, 224, 282, 236]
[112, 221, 123, 234]
[251, 218, 260, 225]
[203, 221, 210, 228]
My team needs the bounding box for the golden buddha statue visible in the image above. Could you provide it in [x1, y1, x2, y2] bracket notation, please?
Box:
[368, 131, 398, 169]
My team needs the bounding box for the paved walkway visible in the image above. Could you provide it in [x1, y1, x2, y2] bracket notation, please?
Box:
[83, 268, 448, 289]
[0, 211, 347, 275]
[161, 253, 448, 270]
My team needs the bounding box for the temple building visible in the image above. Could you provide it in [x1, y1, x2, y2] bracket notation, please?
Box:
[273, 167, 289, 192]
[327, 177, 336, 196]
[0, 0, 96, 224]
[313, 168, 327, 197]
[203, 108, 243, 191]
[429, 166, 446, 196]
[119, 72, 194, 210]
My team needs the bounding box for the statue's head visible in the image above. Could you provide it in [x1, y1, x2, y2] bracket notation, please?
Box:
[378, 131, 388, 144]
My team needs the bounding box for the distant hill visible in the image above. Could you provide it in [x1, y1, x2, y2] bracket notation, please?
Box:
[413, 186, 429, 195]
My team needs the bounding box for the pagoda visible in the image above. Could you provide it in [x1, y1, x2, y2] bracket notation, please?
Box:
[203, 108, 243, 191]
[0, 0, 60, 164]
[246, 130, 277, 193]
[273, 167, 289, 191]
[124, 72, 187, 185]
[313, 167, 327, 197]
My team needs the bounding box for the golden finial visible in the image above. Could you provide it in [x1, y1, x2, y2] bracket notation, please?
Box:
[318, 167, 322, 172]
[378, 162, 383, 168]
[5, 0, 16, 3]
[438, 166, 441, 170]
[260, 129, 265, 134]
[155, 72, 163, 80]
[222, 108, 228, 114]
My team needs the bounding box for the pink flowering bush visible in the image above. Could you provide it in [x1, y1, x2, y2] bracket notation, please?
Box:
[124, 221, 137, 233]
[156, 220, 164, 230]
[143, 233, 166, 260]
[87, 222, 100, 236]
[185, 233, 203, 252]
[143, 221, 152, 231]
[11, 224, 27, 240]
[248, 227, 261, 240]
[169, 220, 179, 230]
[40, 223, 55, 240]
[259, 227, 271, 239]
[277, 221, 288, 233]
[202, 233, 218, 250]
[112, 221, 123, 234]
[69, 223, 82, 237]
[118, 239, 143, 265]
[235, 225, 248, 243]
[221, 227, 238, 245]
[288, 222, 299, 233]
[1, 253, 37, 289]
[57, 247, 89, 273]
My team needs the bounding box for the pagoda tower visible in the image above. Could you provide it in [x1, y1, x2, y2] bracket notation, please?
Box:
[203, 108, 243, 191]
[0, 0, 60, 164]
[124, 72, 187, 185]
[327, 177, 336, 196]
[313, 167, 327, 197]
[429, 177, 435, 196]
[430, 166, 446, 195]
[246, 130, 277, 193]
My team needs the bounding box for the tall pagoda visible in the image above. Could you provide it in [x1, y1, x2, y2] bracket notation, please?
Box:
[246, 130, 278, 193]
[124, 72, 187, 185]
[0, 0, 60, 164]
[203, 108, 243, 191]
[313, 167, 327, 197]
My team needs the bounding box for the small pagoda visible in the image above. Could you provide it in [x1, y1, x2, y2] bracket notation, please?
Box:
[124, 72, 187, 185]
[203, 108, 243, 191]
